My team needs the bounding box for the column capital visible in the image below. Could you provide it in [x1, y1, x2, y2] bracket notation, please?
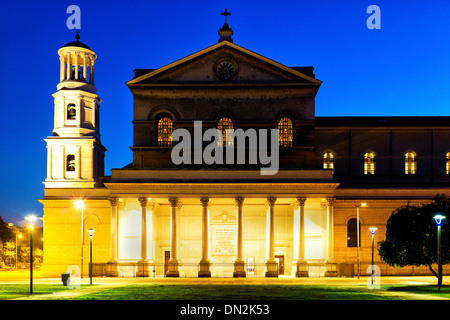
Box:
[267, 197, 277, 207]
[138, 197, 149, 208]
[326, 198, 336, 207]
[168, 197, 179, 207]
[200, 197, 210, 207]
[297, 197, 307, 207]
[235, 197, 245, 207]
[147, 201, 156, 211]
[108, 197, 119, 207]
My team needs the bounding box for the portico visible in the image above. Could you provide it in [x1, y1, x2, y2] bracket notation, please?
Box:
[104, 169, 338, 278]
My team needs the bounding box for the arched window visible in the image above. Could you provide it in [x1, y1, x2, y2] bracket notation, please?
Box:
[364, 151, 376, 175]
[217, 117, 234, 146]
[278, 118, 293, 148]
[157, 117, 173, 147]
[66, 154, 76, 171]
[323, 151, 334, 171]
[405, 151, 417, 174]
[67, 103, 76, 120]
[347, 218, 360, 247]
[446, 152, 450, 175]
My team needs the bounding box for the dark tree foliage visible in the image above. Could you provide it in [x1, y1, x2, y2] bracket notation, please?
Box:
[0, 216, 14, 244]
[378, 194, 449, 281]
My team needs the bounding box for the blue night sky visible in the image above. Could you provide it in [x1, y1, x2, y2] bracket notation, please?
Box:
[0, 0, 449, 225]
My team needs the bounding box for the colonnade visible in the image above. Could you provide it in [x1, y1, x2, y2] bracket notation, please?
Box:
[60, 51, 95, 83]
[107, 196, 337, 277]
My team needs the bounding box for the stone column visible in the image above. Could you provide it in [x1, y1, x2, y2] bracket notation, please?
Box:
[66, 54, 71, 80]
[137, 197, 149, 277]
[83, 55, 87, 80]
[296, 197, 309, 277]
[61, 146, 65, 180]
[46, 146, 53, 180]
[265, 197, 278, 277]
[198, 197, 211, 277]
[87, 145, 94, 180]
[74, 53, 79, 80]
[76, 146, 82, 180]
[107, 197, 119, 277]
[167, 197, 180, 277]
[325, 198, 338, 277]
[233, 197, 246, 277]
[90, 60, 95, 83]
[60, 56, 65, 82]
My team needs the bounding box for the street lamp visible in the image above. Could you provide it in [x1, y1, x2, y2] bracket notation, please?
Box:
[433, 214, 446, 292]
[87, 229, 95, 285]
[26, 215, 38, 294]
[369, 227, 378, 285]
[15, 232, 22, 269]
[75, 200, 84, 278]
[356, 202, 366, 279]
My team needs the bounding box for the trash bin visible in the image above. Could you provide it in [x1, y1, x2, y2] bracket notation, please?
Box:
[61, 272, 71, 286]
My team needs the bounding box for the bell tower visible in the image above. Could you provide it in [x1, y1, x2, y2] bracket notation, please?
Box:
[44, 32, 106, 188]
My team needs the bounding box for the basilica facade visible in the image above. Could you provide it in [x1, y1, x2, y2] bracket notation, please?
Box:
[40, 24, 450, 278]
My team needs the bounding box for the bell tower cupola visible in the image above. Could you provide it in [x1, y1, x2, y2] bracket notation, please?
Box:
[54, 31, 100, 138]
[44, 32, 106, 188]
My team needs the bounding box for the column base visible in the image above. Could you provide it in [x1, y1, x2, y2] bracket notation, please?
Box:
[324, 260, 338, 277]
[233, 260, 246, 278]
[136, 260, 150, 277]
[265, 259, 278, 278]
[166, 259, 180, 277]
[296, 260, 309, 277]
[106, 261, 119, 277]
[198, 260, 211, 278]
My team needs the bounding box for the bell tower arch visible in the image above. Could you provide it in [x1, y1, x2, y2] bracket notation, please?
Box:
[44, 32, 106, 188]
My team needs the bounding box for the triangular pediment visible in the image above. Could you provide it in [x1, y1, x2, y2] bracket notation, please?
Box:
[127, 41, 321, 86]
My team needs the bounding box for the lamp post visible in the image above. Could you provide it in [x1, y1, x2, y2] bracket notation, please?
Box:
[87, 229, 95, 285]
[433, 214, 446, 292]
[26, 215, 38, 294]
[369, 227, 377, 285]
[356, 203, 366, 279]
[16, 233, 22, 269]
[75, 200, 84, 278]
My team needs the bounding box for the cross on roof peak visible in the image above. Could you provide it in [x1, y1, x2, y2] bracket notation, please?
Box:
[221, 9, 231, 24]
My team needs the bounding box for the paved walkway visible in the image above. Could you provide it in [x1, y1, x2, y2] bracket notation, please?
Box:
[1, 270, 448, 300]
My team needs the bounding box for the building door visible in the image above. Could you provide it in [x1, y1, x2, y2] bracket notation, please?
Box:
[164, 251, 170, 276]
[275, 255, 284, 275]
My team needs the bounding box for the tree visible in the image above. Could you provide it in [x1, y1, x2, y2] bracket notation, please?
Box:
[378, 194, 449, 287]
[0, 216, 13, 244]
[3, 241, 15, 266]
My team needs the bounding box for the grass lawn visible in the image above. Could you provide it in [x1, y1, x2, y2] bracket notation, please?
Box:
[0, 283, 448, 300]
[68, 284, 393, 300]
[0, 284, 72, 300]
[382, 285, 450, 299]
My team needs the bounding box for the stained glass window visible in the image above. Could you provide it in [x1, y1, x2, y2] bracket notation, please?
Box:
[364, 152, 376, 175]
[405, 151, 417, 174]
[218, 118, 234, 146]
[278, 118, 293, 148]
[323, 151, 334, 171]
[157, 117, 173, 147]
